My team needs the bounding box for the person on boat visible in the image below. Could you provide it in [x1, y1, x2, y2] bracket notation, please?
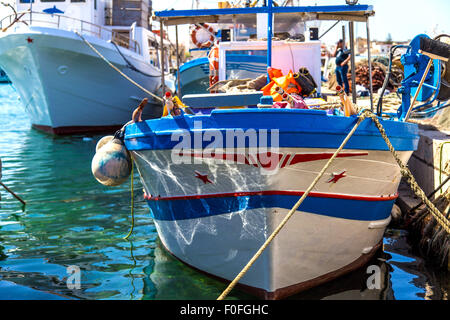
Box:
[333, 39, 351, 95]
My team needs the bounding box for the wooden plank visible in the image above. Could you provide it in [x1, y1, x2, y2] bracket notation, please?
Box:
[317, 13, 368, 22]
[160, 16, 219, 26]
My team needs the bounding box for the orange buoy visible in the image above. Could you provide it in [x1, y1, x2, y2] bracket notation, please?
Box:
[208, 45, 219, 92]
[191, 23, 215, 49]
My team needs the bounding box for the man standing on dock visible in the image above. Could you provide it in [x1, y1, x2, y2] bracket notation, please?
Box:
[333, 39, 351, 95]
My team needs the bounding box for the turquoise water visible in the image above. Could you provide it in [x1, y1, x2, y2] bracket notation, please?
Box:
[0, 84, 448, 300]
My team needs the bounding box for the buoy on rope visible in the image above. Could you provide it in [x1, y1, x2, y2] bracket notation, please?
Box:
[95, 135, 114, 152]
[91, 136, 132, 186]
[91, 98, 150, 186]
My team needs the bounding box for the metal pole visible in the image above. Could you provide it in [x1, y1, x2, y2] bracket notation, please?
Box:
[319, 20, 340, 40]
[349, 21, 357, 104]
[404, 58, 433, 121]
[341, 24, 345, 44]
[366, 18, 374, 112]
[160, 19, 165, 95]
[175, 25, 181, 96]
[0, 182, 26, 206]
[266, 0, 273, 83]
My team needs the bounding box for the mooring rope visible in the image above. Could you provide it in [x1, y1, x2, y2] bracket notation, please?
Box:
[438, 141, 450, 194]
[75, 31, 164, 104]
[110, 41, 166, 78]
[217, 112, 368, 300]
[365, 112, 450, 233]
[0, 3, 27, 33]
[217, 109, 450, 300]
[123, 160, 135, 240]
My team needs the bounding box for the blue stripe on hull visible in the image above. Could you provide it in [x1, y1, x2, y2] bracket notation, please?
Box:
[125, 109, 419, 152]
[147, 194, 394, 221]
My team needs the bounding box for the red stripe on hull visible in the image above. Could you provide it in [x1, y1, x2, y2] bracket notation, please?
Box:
[289, 152, 369, 165]
[179, 151, 369, 169]
[144, 190, 398, 202]
[32, 124, 123, 135]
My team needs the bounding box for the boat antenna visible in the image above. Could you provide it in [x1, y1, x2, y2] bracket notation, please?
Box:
[29, 0, 32, 24]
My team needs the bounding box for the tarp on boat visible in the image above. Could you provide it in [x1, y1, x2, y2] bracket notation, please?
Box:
[153, 5, 375, 26]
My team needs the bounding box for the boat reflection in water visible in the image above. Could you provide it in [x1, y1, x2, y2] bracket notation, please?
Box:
[0, 84, 447, 300]
[143, 238, 394, 300]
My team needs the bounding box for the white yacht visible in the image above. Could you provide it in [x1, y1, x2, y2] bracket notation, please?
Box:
[0, 0, 174, 134]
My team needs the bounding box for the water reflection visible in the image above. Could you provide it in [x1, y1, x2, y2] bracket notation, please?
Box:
[0, 84, 448, 300]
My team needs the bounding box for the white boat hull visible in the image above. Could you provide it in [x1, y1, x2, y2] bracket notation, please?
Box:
[131, 147, 412, 299]
[0, 27, 165, 134]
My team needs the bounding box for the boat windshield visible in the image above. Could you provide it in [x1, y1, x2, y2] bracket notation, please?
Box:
[229, 15, 306, 42]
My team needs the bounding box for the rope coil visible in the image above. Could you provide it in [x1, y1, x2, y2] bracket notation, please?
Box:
[124, 160, 135, 240]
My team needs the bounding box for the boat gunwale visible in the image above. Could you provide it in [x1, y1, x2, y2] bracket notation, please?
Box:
[124, 109, 419, 149]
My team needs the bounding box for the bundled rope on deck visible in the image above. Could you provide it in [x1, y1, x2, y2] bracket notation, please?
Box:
[327, 59, 404, 93]
[351, 60, 403, 92]
[217, 109, 450, 300]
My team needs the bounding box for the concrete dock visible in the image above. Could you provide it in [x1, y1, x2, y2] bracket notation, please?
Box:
[395, 110, 450, 270]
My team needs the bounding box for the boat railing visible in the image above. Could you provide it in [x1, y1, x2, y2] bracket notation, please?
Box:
[0, 11, 141, 55]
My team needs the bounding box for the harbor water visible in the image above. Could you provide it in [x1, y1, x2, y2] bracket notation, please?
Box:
[0, 84, 448, 300]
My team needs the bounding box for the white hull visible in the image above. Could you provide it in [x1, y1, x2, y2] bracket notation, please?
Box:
[154, 208, 389, 299]
[132, 147, 412, 298]
[0, 26, 165, 134]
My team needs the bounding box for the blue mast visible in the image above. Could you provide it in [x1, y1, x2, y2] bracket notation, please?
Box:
[267, 0, 273, 73]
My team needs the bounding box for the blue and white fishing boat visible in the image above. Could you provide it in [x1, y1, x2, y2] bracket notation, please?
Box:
[104, 3, 425, 299]
[178, 57, 210, 96]
[178, 54, 267, 96]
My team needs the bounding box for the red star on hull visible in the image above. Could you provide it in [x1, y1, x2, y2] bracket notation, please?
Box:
[327, 170, 347, 183]
[194, 171, 213, 184]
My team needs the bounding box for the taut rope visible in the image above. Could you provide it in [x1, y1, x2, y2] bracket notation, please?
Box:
[75, 31, 164, 103]
[217, 109, 450, 300]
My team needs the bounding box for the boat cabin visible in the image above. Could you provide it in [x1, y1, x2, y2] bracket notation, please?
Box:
[155, 4, 376, 110]
[16, 0, 107, 27]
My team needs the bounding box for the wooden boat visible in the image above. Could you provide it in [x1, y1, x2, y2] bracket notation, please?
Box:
[119, 3, 419, 299]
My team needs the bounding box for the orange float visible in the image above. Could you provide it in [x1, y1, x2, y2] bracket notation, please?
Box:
[191, 23, 216, 49]
[208, 45, 219, 93]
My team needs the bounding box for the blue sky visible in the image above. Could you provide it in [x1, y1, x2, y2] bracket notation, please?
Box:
[153, 0, 450, 45]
